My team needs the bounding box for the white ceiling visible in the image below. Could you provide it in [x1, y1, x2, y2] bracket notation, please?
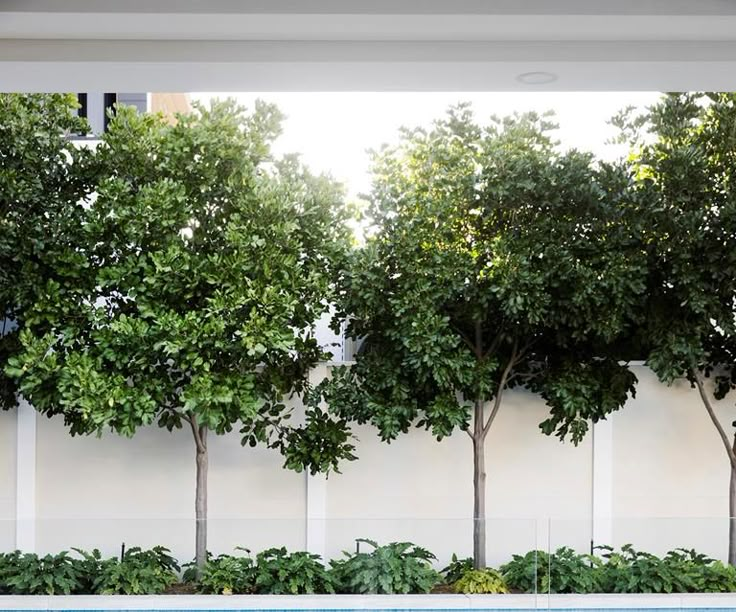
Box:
[2, 0, 736, 91]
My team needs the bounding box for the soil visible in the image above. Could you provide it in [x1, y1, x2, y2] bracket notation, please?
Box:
[164, 582, 199, 595]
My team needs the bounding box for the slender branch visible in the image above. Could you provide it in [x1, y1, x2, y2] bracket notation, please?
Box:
[474, 319, 483, 358]
[453, 326, 478, 356]
[187, 413, 206, 453]
[483, 332, 503, 360]
[692, 367, 736, 470]
[483, 338, 519, 438]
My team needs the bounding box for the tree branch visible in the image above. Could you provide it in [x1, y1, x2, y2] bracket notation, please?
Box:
[483, 338, 519, 438]
[692, 367, 736, 470]
[483, 331, 503, 360]
[453, 325, 478, 356]
[187, 413, 207, 453]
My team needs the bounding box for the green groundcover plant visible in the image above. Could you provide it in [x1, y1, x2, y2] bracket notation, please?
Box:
[330, 539, 440, 594]
[453, 568, 508, 594]
[2, 542, 736, 595]
[0, 546, 178, 595]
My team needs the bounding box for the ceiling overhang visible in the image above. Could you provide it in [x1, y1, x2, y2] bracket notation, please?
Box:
[2, 0, 736, 91]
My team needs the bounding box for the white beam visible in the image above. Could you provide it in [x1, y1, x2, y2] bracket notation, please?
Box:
[2, 2, 736, 91]
[3, 41, 736, 92]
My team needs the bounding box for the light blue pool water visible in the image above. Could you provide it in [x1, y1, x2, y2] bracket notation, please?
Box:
[6, 609, 736, 612]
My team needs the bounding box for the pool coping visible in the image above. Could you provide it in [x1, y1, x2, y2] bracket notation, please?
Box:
[3, 594, 736, 610]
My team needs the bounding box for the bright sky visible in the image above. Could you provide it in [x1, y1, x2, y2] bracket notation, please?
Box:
[192, 92, 660, 200]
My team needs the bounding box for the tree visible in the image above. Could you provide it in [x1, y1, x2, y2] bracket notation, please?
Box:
[617, 93, 736, 564]
[6, 100, 356, 569]
[0, 93, 93, 410]
[319, 106, 646, 568]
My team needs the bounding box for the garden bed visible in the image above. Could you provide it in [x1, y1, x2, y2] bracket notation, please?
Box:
[4, 593, 736, 611]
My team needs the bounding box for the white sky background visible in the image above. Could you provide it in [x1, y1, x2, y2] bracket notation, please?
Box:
[192, 91, 660, 200]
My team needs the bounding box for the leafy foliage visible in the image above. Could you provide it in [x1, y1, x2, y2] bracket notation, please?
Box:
[0, 93, 93, 410]
[0, 551, 84, 595]
[7, 99, 352, 454]
[441, 553, 473, 584]
[597, 545, 736, 594]
[323, 104, 643, 445]
[501, 545, 736, 594]
[502, 547, 601, 594]
[330, 539, 439, 594]
[254, 547, 335, 594]
[318, 104, 644, 566]
[612, 92, 736, 562]
[453, 568, 509, 594]
[196, 551, 255, 595]
[92, 546, 179, 595]
[0, 546, 179, 595]
[5, 98, 355, 567]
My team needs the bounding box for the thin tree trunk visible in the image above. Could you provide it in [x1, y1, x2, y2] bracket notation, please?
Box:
[730, 434, 736, 566]
[195, 431, 208, 570]
[692, 368, 736, 566]
[473, 399, 486, 569]
[189, 417, 208, 572]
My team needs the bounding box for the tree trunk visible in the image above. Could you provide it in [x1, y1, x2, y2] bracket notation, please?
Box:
[472, 400, 486, 569]
[730, 434, 736, 566]
[195, 427, 208, 571]
[692, 368, 736, 567]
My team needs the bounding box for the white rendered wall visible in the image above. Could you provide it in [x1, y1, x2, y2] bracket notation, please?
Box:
[0, 408, 16, 551]
[611, 365, 736, 560]
[325, 383, 592, 566]
[33, 414, 306, 562]
[3, 365, 736, 566]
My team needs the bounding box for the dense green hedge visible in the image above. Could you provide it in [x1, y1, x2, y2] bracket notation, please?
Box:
[2, 542, 735, 595]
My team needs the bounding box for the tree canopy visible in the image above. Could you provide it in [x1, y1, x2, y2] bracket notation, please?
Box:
[0, 93, 93, 410]
[319, 105, 647, 566]
[617, 92, 736, 562]
[7, 99, 356, 567]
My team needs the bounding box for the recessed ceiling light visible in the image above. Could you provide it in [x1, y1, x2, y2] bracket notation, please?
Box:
[516, 71, 558, 85]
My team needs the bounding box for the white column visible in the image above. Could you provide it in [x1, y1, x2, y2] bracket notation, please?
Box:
[306, 473, 327, 560]
[591, 416, 614, 549]
[15, 398, 36, 552]
[305, 364, 329, 559]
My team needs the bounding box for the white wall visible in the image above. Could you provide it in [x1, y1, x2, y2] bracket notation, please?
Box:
[3, 365, 736, 566]
[0, 408, 16, 551]
[325, 387, 591, 566]
[34, 414, 306, 562]
[610, 365, 735, 560]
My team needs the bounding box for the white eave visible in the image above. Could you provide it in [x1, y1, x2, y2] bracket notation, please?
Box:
[1, 0, 736, 91]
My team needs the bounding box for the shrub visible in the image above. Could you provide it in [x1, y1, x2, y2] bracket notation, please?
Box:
[93, 546, 179, 595]
[198, 552, 255, 595]
[71, 548, 108, 593]
[0, 551, 84, 595]
[597, 545, 736, 594]
[442, 554, 473, 584]
[330, 539, 440, 594]
[502, 547, 601, 594]
[254, 547, 334, 594]
[453, 568, 508, 594]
